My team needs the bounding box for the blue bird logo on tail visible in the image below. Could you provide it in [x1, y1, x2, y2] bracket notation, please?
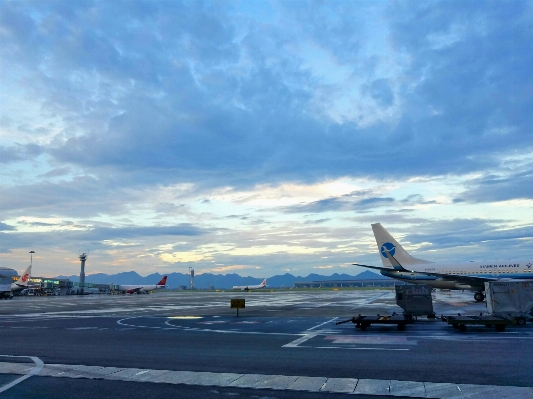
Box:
[380, 242, 396, 258]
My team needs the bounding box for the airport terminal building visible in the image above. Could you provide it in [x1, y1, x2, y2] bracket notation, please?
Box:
[293, 278, 402, 289]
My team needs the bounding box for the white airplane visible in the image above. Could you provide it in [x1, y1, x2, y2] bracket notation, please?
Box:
[354, 223, 533, 302]
[11, 265, 32, 293]
[233, 279, 267, 291]
[117, 276, 168, 294]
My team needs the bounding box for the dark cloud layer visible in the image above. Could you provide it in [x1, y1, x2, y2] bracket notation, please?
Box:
[1, 1, 531, 191]
[0, 223, 207, 253]
[282, 191, 436, 214]
[455, 169, 533, 203]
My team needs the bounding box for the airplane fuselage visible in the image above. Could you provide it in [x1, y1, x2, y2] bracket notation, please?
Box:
[119, 284, 165, 293]
[232, 279, 267, 291]
[382, 259, 533, 290]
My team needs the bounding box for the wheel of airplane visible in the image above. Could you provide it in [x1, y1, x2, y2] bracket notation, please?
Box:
[474, 292, 485, 302]
[516, 317, 526, 326]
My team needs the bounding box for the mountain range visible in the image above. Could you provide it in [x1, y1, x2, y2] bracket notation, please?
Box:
[55, 270, 388, 289]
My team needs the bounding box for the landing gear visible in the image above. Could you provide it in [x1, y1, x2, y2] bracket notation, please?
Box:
[474, 292, 485, 302]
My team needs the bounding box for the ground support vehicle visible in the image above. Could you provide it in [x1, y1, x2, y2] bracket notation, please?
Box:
[0, 267, 16, 299]
[395, 284, 436, 318]
[441, 314, 516, 332]
[485, 281, 533, 326]
[336, 313, 415, 331]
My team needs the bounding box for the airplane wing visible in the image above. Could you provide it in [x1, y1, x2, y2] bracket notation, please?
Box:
[353, 263, 394, 272]
[402, 270, 495, 287]
[353, 262, 489, 289]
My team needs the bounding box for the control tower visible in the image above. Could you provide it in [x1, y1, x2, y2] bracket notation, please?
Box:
[79, 253, 88, 295]
[189, 267, 195, 290]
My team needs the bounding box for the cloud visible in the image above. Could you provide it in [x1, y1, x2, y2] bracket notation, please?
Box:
[455, 169, 533, 203]
[0, 176, 141, 218]
[0, 222, 15, 231]
[281, 190, 439, 213]
[82, 225, 205, 241]
[0, 223, 207, 254]
[363, 79, 395, 108]
[304, 218, 330, 225]
[1, 0, 531, 192]
[201, 265, 261, 274]
[0, 144, 43, 164]
[38, 167, 72, 178]
[1, 1, 533, 276]
[401, 218, 533, 259]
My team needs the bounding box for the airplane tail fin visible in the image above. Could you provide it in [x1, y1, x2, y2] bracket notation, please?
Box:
[261, 279, 267, 287]
[371, 223, 431, 268]
[16, 265, 32, 287]
[157, 276, 167, 286]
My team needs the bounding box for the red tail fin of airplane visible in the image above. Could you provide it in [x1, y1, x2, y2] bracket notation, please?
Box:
[157, 276, 167, 286]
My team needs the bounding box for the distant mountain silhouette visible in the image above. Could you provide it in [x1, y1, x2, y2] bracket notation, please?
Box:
[55, 270, 388, 289]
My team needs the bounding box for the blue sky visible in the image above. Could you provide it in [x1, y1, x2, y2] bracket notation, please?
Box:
[1, 0, 532, 278]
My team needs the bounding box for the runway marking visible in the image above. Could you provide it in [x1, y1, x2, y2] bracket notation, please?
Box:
[1, 361, 530, 397]
[117, 316, 297, 336]
[117, 317, 167, 329]
[67, 327, 99, 330]
[323, 335, 416, 346]
[315, 347, 410, 351]
[306, 317, 338, 331]
[282, 332, 320, 347]
[0, 355, 44, 394]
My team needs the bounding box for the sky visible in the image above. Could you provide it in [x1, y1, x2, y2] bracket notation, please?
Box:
[1, 0, 533, 279]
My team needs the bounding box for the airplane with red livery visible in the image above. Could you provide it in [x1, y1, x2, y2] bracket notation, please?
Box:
[117, 276, 168, 294]
[11, 265, 32, 293]
[232, 278, 267, 291]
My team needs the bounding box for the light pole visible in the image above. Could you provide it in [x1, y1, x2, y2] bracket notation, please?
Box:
[29, 250, 35, 267]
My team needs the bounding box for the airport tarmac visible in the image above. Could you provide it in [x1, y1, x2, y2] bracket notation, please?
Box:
[1, 289, 532, 398]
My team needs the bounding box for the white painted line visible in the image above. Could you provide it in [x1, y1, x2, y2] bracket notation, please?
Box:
[315, 347, 410, 351]
[162, 319, 297, 336]
[0, 355, 44, 394]
[117, 317, 162, 329]
[307, 317, 339, 331]
[282, 332, 319, 347]
[67, 327, 99, 330]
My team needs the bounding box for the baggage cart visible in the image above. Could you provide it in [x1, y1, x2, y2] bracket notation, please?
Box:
[336, 313, 415, 331]
[441, 314, 516, 332]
